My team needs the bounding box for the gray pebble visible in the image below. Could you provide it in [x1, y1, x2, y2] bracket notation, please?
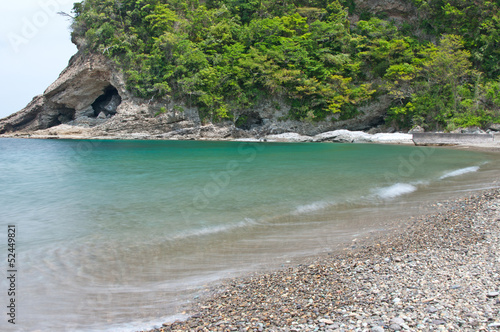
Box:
[426, 306, 438, 313]
[390, 317, 405, 326]
[389, 323, 401, 331]
[153, 190, 500, 332]
[372, 327, 385, 332]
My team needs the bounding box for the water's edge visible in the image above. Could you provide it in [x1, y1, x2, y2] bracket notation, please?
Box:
[138, 184, 500, 331]
[1, 139, 499, 332]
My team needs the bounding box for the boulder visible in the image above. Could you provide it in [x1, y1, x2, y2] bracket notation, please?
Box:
[265, 133, 313, 142]
[313, 130, 372, 143]
[408, 125, 424, 133]
[451, 127, 486, 134]
[372, 133, 414, 144]
[488, 123, 500, 131]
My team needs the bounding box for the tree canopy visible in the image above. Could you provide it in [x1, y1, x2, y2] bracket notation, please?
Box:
[71, 0, 500, 130]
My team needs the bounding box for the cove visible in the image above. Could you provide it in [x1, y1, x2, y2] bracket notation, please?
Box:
[0, 138, 499, 331]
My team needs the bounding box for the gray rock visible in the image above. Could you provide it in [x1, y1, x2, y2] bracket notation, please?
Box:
[313, 130, 372, 143]
[451, 126, 486, 134]
[78, 106, 96, 118]
[389, 323, 401, 331]
[488, 123, 500, 131]
[368, 127, 381, 134]
[371, 326, 385, 332]
[103, 93, 121, 114]
[426, 306, 438, 313]
[408, 125, 424, 133]
[487, 291, 499, 297]
[390, 317, 405, 326]
[265, 133, 313, 142]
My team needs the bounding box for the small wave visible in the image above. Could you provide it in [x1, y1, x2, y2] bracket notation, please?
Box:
[439, 166, 480, 180]
[173, 218, 257, 240]
[293, 201, 331, 215]
[375, 183, 417, 200]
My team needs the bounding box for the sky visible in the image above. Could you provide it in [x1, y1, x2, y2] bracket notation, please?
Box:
[0, 0, 79, 119]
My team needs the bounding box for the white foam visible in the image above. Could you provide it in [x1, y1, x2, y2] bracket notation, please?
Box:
[439, 166, 480, 180]
[375, 183, 417, 200]
[293, 201, 331, 214]
[174, 218, 257, 240]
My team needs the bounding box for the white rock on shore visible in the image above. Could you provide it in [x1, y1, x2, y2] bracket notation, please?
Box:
[371, 132, 414, 144]
[312, 130, 373, 143]
[265, 133, 313, 142]
[262, 130, 414, 144]
[6, 128, 415, 145]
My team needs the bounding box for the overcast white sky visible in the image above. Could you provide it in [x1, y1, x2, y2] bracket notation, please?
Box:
[0, 0, 79, 119]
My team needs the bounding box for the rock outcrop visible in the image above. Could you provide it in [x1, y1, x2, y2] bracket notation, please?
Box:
[0, 51, 205, 138]
[0, 53, 121, 133]
[0, 0, 418, 140]
[0, 49, 392, 140]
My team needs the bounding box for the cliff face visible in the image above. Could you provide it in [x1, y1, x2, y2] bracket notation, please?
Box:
[0, 50, 390, 139]
[0, 0, 415, 140]
[0, 52, 207, 138]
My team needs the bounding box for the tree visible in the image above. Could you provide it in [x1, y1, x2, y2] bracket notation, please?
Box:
[419, 35, 473, 113]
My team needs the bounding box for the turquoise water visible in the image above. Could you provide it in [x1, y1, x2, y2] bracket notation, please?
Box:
[0, 138, 499, 331]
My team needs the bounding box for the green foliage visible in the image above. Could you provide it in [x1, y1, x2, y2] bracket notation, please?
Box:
[411, 0, 500, 78]
[72, 0, 500, 128]
[154, 106, 168, 117]
[384, 35, 500, 131]
[234, 114, 248, 127]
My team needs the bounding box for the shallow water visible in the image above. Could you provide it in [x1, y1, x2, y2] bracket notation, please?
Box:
[0, 138, 499, 331]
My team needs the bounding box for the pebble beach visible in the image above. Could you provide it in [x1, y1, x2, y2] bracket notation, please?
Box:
[141, 188, 500, 332]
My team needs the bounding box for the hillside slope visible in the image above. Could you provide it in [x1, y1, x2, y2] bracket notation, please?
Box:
[1, 0, 499, 138]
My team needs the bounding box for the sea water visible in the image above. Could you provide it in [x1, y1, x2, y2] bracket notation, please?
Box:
[0, 138, 499, 331]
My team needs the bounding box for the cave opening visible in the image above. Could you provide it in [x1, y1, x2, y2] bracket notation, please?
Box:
[92, 86, 122, 117]
[235, 111, 263, 130]
[44, 107, 76, 129]
[57, 107, 76, 124]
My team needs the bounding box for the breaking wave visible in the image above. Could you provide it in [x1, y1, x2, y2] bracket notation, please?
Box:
[440, 166, 480, 180]
[374, 183, 417, 200]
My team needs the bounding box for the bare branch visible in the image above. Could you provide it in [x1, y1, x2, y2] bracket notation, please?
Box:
[57, 11, 74, 20]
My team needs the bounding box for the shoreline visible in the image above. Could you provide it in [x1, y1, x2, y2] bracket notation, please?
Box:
[1, 136, 498, 330]
[1, 129, 500, 151]
[140, 187, 500, 332]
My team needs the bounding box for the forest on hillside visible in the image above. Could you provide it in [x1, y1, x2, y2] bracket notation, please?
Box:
[70, 0, 500, 131]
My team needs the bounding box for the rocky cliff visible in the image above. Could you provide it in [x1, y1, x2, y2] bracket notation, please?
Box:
[0, 0, 416, 140]
[0, 52, 204, 139]
[0, 50, 392, 140]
